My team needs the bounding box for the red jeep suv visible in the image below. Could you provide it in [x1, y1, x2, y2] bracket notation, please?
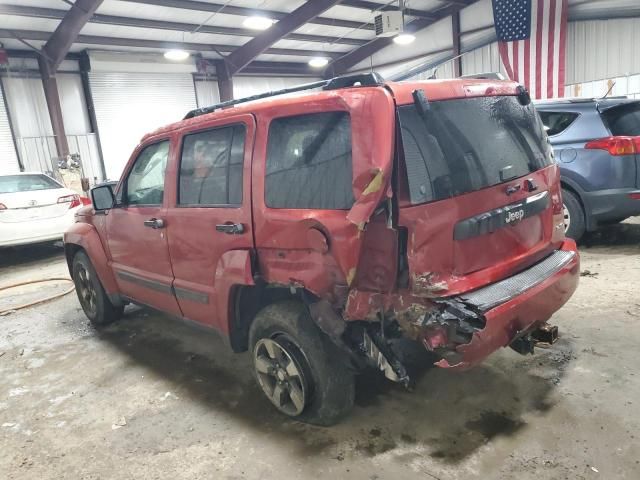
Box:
[65, 73, 579, 425]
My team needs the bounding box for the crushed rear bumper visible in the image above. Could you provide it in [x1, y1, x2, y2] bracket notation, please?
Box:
[429, 240, 580, 369]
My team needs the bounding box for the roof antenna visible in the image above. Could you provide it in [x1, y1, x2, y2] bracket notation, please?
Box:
[601, 80, 615, 98]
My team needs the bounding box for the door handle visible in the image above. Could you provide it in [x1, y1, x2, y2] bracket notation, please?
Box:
[143, 218, 165, 229]
[216, 223, 245, 234]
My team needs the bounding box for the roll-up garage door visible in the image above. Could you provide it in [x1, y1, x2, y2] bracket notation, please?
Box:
[88, 72, 197, 180]
[0, 83, 20, 175]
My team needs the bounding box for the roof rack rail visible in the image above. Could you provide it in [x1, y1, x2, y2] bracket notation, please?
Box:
[184, 72, 384, 119]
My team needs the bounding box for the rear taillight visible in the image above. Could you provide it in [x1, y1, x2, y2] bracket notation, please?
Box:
[585, 136, 639, 156]
[629, 192, 640, 200]
[0, 203, 6, 211]
[58, 194, 81, 209]
[80, 196, 91, 206]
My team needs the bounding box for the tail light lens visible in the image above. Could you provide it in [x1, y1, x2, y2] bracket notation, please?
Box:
[629, 192, 640, 200]
[80, 196, 91, 206]
[585, 136, 639, 156]
[57, 194, 81, 209]
[0, 203, 6, 211]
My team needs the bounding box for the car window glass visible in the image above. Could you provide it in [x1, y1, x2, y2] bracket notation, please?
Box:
[398, 96, 553, 205]
[602, 103, 640, 136]
[179, 124, 245, 206]
[0, 174, 61, 194]
[126, 141, 169, 206]
[265, 111, 354, 209]
[538, 111, 579, 136]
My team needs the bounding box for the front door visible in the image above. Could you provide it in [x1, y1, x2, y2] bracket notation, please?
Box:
[165, 115, 255, 331]
[107, 139, 181, 315]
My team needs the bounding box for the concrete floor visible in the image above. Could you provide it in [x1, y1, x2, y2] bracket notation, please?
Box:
[1, 221, 639, 480]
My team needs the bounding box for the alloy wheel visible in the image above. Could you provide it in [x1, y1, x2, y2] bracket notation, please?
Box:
[76, 264, 97, 317]
[253, 337, 308, 416]
[563, 203, 571, 232]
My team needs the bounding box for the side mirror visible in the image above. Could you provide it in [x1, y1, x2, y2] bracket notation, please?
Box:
[91, 184, 115, 211]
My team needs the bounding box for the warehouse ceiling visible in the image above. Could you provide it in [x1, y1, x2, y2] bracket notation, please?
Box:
[0, 0, 639, 78]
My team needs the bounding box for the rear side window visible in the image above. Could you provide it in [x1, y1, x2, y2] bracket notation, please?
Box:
[265, 111, 354, 209]
[398, 96, 553, 205]
[602, 103, 640, 136]
[538, 111, 579, 136]
[179, 124, 245, 206]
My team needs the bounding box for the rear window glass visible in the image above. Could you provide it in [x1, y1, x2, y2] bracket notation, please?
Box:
[0, 174, 60, 194]
[265, 111, 354, 209]
[538, 111, 579, 136]
[398, 95, 553, 205]
[602, 103, 640, 136]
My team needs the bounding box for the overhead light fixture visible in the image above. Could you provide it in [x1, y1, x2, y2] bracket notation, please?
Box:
[243, 16, 275, 30]
[393, 33, 415, 45]
[308, 57, 329, 68]
[164, 49, 190, 61]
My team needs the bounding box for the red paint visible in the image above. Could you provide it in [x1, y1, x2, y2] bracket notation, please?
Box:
[64, 77, 579, 372]
[437, 239, 579, 370]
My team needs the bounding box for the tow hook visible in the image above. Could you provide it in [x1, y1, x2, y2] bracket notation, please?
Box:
[510, 323, 559, 355]
[532, 323, 559, 348]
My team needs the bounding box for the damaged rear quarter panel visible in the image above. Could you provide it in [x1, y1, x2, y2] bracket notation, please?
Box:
[251, 88, 396, 302]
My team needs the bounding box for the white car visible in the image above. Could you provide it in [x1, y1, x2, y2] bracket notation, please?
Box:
[0, 172, 86, 247]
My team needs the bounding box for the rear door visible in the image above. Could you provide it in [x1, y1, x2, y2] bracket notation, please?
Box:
[165, 114, 255, 331]
[396, 94, 560, 295]
[107, 139, 181, 315]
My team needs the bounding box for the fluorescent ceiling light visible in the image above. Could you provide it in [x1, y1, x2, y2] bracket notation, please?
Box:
[308, 57, 329, 68]
[393, 33, 416, 45]
[243, 16, 275, 30]
[164, 49, 189, 61]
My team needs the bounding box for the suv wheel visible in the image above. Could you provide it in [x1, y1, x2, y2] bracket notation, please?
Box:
[249, 300, 354, 426]
[562, 189, 585, 241]
[72, 251, 124, 327]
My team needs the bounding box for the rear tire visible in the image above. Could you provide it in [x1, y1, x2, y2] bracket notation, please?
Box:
[249, 300, 355, 426]
[72, 251, 123, 327]
[562, 189, 585, 241]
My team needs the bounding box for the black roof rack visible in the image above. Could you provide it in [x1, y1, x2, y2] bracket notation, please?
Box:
[184, 72, 384, 120]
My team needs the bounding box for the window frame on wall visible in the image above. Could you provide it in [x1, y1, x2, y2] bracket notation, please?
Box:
[122, 139, 171, 207]
[176, 123, 246, 208]
[264, 110, 354, 210]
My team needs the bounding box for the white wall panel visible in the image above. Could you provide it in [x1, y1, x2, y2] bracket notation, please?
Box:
[461, 42, 508, 77]
[567, 18, 640, 85]
[58, 74, 91, 135]
[2, 76, 53, 138]
[0, 83, 20, 175]
[233, 76, 321, 99]
[89, 72, 197, 179]
[194, 80, 220, 108]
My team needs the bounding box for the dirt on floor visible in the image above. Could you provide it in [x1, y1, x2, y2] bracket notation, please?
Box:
[1, 221, 639, 480]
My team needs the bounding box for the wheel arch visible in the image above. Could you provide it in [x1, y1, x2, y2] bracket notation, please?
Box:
[64, 223, 119, 296]
[560, 178, 593, 230]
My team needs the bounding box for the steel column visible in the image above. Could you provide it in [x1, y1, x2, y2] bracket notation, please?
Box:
[215, 60, 234, 102]
[38, 56, 69, 159]
[452, 10, 462, 77]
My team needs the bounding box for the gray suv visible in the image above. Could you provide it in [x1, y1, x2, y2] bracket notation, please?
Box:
[535, 98, 640, 240]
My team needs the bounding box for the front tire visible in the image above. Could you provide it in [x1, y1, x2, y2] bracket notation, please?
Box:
[72, 251, 123, 327]
[562, 188, 586, 241]
[249, 300, 355, 426]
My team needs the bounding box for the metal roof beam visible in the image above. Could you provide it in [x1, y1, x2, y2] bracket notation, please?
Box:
[0, 28, 342, 59]
[42, 0, 103, 70]
[0, 4, 366, 47]
[223, 0, 344, 76]
[325, 1, 477, 76]
[124, 0, 373, 31]
[340, 0, 435, 20]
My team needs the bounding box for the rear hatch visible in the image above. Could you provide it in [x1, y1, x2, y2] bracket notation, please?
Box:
[599, 100, 640, 187]
[395, 90, 562, 296]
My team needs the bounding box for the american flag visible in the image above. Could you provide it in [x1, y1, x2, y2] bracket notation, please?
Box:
[492, 0, 568, 99]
